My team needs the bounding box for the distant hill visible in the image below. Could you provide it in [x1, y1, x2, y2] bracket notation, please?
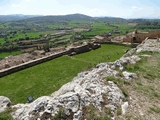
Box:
[0, 13, 159, 23]
[0, 14, 42, 22]
[18, 13, 129, 24]
[94, 16, 126, 22]
[19, 13, 93, 23]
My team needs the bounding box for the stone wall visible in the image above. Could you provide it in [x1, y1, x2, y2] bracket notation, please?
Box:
[0, 43, 100, 78]
[93, 41, 131, 47]
[112, 30, 160, 43]
[132, 30, 160, 43]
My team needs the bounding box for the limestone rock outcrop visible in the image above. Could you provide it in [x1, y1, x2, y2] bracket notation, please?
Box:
[0, 96, 11, 113]
[136, 38, 160, 53]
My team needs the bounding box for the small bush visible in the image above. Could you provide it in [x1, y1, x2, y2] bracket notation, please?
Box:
[54, 108, 67, 119]
[121, 88, 128, 97]
[101, 116, 112, 120]
[117, 108, 122, 115]
[106, 108, 112, 115]
[150, 106, 160, 113]
[136, 81, 143, 86]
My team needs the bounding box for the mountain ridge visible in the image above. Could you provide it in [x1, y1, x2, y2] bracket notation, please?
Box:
[1, 13, 159, 22]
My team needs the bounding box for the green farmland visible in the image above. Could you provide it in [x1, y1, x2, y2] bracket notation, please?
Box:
[0, 44, 130, 104]
[0, 51, 21, 59]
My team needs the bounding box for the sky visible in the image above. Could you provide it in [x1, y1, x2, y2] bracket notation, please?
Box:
[0, 0, 160, 18]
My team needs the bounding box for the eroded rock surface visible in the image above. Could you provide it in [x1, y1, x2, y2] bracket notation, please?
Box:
[136, 38, 160, 53]
[0, 96, 11, 113]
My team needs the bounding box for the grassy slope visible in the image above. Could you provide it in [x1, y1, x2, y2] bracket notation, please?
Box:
[0, 44, 129, 104]
[7, 31, 40, 41]
[115, 52, 160, 119]
[74, 44, 128, 63]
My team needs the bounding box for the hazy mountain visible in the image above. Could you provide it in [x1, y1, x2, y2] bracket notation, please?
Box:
[19, 13, 93, 23]
[0, 14, 43, 22]
[18, 13, 129, 24]
[0, 13, 159, 23]
[94, 16, 126, 22]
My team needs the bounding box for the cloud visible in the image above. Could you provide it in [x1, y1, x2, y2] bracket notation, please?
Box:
[11, 4, 21, 8]
[11, 4, 26, 9]
[128, 6, 156, 18]
[25, 0, 32, 2]
[156, 12, 160, 17]
[131, 6, 142, 11]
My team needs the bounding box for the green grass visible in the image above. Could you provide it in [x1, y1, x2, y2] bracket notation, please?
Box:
[38, 31, 56, 35]
[113, 23, 135, 35]
[117, 108, 122, 115]
[7, 31, 40, 41]
[0, 51, 22, 59]
[0, 44, 130, 104]
[26, 32, 40, 38]
[70, 19, 91, 24]
[0, 107, 13, 120]
[81, 104, 112, 120]
[0, 112, 13, 120]
[149, 106, 160, 113]
[105, 76, 130, 98]
[0, 38, 5, 44]
[74, 44, 129, 64]
[81, 22, 136, 38]
[126, 53, 160, 100]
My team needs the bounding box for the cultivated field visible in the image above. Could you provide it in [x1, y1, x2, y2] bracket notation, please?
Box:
[0, 51, 21, 59]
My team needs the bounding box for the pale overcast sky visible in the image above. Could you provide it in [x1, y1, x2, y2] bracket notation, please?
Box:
[0, 0, 160, 18]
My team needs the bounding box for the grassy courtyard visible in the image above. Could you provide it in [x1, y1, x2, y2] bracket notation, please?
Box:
[0, 44, 130, 104]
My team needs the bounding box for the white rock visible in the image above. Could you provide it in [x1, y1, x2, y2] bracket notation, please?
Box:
[0, 96, 11, 113]
[105, 104, 117, 111]
[73, 110, 82, 120]
[122, 71, 137, 80]
[139, 110, 144, 116]
[121, 102, 129, 115]
[136, 38, 160, 53]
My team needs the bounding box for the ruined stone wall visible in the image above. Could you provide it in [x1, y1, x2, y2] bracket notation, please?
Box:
[122, 35, 132, 43]
[0, 43, 100, 77]
[134, 33, 149, 43]
[134, 30, 160, 43]
[147, 30, 160, 38]
[117, 30, 160, 43]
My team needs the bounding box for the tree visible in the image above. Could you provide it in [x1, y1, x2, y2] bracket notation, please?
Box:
[70, 31, 75, 43]
[25, 37, 30, 40]
[43, 39, 50, 52]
